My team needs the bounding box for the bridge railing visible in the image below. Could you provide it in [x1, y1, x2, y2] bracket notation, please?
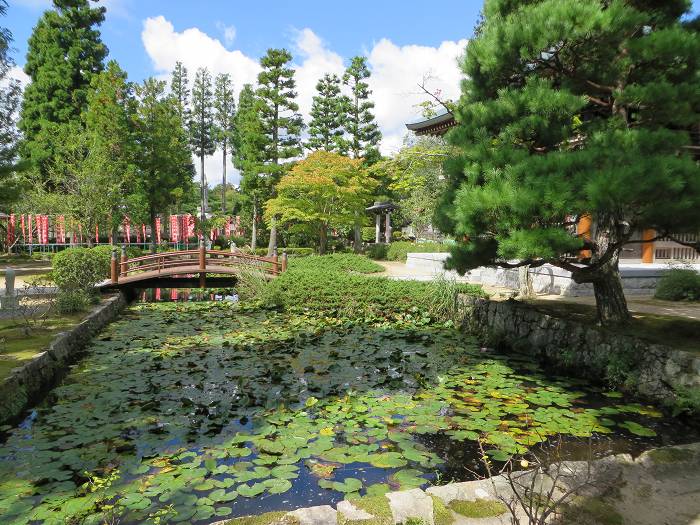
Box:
[109, 243, 286, 285]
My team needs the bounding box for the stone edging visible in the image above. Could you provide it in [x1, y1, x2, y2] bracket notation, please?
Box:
[212, 442, 700, 525]
[0, 293, 127, 424]
[460, 297, 700, 407]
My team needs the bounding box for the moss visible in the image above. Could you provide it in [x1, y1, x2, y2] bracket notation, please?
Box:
[430, 496, 455, 525]
[560, 497, 623, 525]
[339, 495, 393, 525]
[225, 511, 300, 525]
[648, 446, 692, 464]
[449, 499, 507, 518]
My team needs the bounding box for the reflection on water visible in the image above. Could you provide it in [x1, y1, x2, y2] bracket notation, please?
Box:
[137, 287, 240, 303]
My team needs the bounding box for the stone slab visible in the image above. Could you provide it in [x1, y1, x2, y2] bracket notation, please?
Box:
[337, 499, 374, 520]
[386, 488, 434, 525]
[288, 505, 338, 525]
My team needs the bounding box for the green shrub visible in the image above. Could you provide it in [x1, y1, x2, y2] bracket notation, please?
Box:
[289, 254, 383, 274]
[262, 256, 485, 323]
[52, 246, 142, 291]
[654, 268, 700, 301]
[52, 248, 110, 291]
[251, 247, 315, 258]
[361, 226, 376, 242]
[386, 241, 449, 262]
[365, 243, 389, 260]
[55, 289, 90, 314]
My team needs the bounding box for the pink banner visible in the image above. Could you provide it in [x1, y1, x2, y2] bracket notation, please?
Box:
[20, 214, 25, 242]
[142, 224, 146, 243]
[56, 215, 66, 244]
[95, 224, 99, 244]
[155, 217, 161, 244]
[170, 215, 179, 243]
[7, 214, 15, 245]
[224, 217, 231, 238]
[27, 215, 33, 244]
[186, 214, 195, 239]
[42, 215, 49, 244]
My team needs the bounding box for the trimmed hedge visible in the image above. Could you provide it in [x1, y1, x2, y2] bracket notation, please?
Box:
[251, 247, 315, 257]
[655, 268, 700, 301]
[289, 254, 383, 274]
[52, 246, 142, 291]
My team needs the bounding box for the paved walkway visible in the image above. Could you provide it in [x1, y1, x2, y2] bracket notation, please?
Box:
[376, 261, 700, 321]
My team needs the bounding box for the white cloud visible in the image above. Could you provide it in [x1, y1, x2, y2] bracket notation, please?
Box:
[367, 38, 468, 155]
[216, 22, 237, 47]
[4, 66, 30, 89]
[141, 17, 467, 184]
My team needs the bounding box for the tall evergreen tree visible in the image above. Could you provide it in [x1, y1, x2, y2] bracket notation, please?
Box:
[0, 0, 23, 214]
[342, 56, 381, 161]
[233, 84, 266, 250]
[189, 67, 216, 228]
[134, 78, 194, 252]
[257, 48, 304, 254]
[170, 61, 190, 124]
[307, 73, 346, 153]
[19, 0, 107, 176]
[438, 0, 700, 324]
[213, 73, 236, 214]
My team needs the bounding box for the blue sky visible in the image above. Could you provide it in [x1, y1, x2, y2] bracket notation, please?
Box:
[7, 0, 484, 81]
[6, 0, 700, 185]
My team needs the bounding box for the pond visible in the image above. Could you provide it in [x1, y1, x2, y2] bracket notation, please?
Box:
[0, 291, 696, 524]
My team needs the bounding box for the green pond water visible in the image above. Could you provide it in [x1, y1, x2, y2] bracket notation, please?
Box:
[0, 294, 696, 524]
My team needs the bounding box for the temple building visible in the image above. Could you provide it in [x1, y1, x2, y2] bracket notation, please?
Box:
[405, 113, 699, 264]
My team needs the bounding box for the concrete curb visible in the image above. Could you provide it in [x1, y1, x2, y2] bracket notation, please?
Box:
[0, 293, 127, 424]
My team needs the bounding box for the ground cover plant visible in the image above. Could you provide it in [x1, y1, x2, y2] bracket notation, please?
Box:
[0, 296, 686, 525]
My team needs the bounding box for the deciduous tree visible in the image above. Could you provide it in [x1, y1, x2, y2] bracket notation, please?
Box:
[265, 151, 375, 254]
[19, 0, 107, 177]
[438, 0, 700, 324]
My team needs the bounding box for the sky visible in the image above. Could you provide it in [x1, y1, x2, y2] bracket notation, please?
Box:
[6, 0, 700, 186]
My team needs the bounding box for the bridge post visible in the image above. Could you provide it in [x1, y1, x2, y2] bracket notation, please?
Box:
[120, 245, 127, 277]
[110, 247, 118, 284]
[281, 251, 287, 273]
[199, 238, 206, 288]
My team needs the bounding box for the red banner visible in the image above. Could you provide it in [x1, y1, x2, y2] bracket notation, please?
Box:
[155, 217, 161, 244]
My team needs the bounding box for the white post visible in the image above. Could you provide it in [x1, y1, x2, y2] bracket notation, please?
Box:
[375, 214, 381, 244]
[385, 212, 392, 243]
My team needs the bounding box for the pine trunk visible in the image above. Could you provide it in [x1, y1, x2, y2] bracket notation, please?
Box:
[200, 153, 206, 240]
[592, 262, 631, 325]
[319, 224, 328, 255]
[267, 220, 277, 256]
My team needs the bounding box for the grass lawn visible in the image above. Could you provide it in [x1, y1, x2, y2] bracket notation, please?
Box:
[526, 300, 700, 354]
[0, 314, 83, 382]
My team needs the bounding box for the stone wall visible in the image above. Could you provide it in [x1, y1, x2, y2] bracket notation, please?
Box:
[461, 297, 700, 406]
[0, 293, 127, 424]
[406, 252, 691, 296]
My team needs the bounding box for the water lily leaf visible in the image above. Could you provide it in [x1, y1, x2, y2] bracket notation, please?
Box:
[619, 421, 657, 437]
[264, 478, 293, 494]
[368, 452, 407, 468]
[237, 483, 266, 498]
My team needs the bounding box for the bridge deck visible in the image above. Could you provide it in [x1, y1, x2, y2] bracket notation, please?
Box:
[100, 248, 286, 289]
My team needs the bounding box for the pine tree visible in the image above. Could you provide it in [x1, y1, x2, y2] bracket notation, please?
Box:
[256, 48, 304, 254]
[0, 0, 23, 213]
[19, 0, 107, 177]
[233, 84, 266, 250]
[342, 56, 381, 160]
[438, 0, 700, 325]
[307, 74, 346, 153]
[134, 78, 194, 252]
[213, 73, 236, 214]
[189, 67, 216, 229]
[170, 61, 190, 124]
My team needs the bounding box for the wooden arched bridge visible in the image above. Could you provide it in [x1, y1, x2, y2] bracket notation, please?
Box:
[100, 243, 287, 289]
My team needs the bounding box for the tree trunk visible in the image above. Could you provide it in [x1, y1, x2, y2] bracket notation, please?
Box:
[319, 224, 328, 255]
[150, 212, 158, 254]
[592, 262, 631, 325]
[267, 220, 277, 256]
[221, 145, 227, 214]
[251, 201, 258, 251]
[200, 153, 207, 241]
[353, 213, 362, 253]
